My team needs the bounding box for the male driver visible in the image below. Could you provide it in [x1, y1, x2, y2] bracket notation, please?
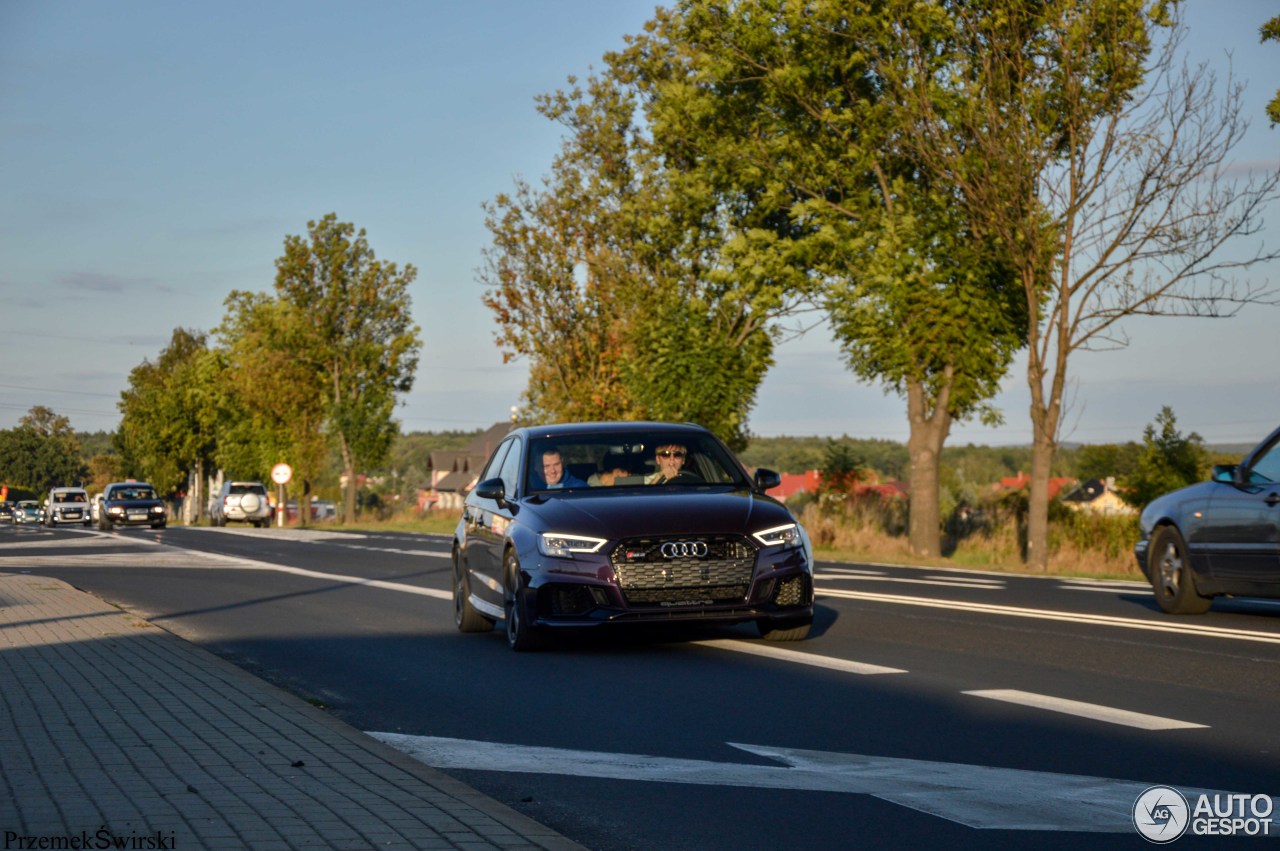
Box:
[645, 443, 694, 484]
[542, 449, 587, 489]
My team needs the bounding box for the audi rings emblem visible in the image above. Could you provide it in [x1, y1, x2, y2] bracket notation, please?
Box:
[661, 541, 708, 559]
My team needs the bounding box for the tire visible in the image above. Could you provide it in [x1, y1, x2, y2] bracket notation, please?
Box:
[453, 548, 494, 633]
[98, 514, 112, 531]
[1148, 525, 1211, 614]
[757, 616, 813, 642]
[151, 522, 166, 530]
[504, 551, 542, 652]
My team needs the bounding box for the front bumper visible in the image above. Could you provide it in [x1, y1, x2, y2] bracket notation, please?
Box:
[50, 507, 90, 524]
[105, 506, 167, 525]
[522, 537, 814, 629]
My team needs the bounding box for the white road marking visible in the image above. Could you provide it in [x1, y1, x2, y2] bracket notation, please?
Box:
[822, 588, 1280, 645]
[183, 527, 368, 541]
[691, 639, 906, 675]
[963, 689, 1207, 730]
[0, 531, 452, 600]
[367, 733, 1251, 832]
[816, 573, 1004, 590]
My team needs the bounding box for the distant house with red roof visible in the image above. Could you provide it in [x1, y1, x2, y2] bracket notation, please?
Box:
[995, 471, 1077, 500]
[420, 422, 515, 512]
[763, 469, 908, 501]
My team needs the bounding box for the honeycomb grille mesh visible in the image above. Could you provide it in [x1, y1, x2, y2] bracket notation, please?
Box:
[610, 535, 756, 605]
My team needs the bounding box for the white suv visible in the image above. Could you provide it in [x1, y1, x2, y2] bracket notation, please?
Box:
[210, 481, 273, 528]
[46, 487, 92, 527]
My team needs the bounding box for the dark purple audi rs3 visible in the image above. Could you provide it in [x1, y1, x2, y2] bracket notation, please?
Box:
[451, 422, 815, 651]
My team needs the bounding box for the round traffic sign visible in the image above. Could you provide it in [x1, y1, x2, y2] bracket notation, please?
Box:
[271, 463, 293, 485]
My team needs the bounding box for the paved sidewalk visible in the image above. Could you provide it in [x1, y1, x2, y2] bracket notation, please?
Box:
[0, 573, 583, 850]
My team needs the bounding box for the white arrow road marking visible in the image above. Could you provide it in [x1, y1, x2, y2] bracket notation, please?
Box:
[367, 733, 1254, 832]
[964, 690, 1207, 730]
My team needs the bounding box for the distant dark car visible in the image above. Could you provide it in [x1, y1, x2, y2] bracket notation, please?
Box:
[0, 501, 13, 522]
[98, 482, 167, 530]
[12, 500, 42, 525]
[1135, 424, 1280, 613]
[452, 422, 814, 651]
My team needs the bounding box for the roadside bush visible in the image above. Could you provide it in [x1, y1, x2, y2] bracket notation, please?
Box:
[803, 482, 1141, 578]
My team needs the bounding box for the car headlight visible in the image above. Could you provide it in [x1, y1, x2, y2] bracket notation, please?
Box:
[152, 505, 165, 514]
[753, 523, 801, 548]
[539, 532, 608, 559]
[108, 506, 123, 515]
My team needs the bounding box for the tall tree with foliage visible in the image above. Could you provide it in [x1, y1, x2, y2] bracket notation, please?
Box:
[1264, 15, 1280, 126]
[1123, 407, 1207, 507]
[887, 1, 1280, 569]
[0, 406, 88, 493]
[216, 291, 330, 522]
[272, 214, 421, 522]
[481, 70, 807, 450]
[116, 328, 220, 498]
[611, 0, 1026, 554]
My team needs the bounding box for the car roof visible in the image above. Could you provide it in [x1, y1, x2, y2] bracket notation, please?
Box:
[510, 421, 711, 440]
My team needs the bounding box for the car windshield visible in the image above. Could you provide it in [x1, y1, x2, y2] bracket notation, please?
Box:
[112, 487, 157, 501]
[525, 431, 748, 493]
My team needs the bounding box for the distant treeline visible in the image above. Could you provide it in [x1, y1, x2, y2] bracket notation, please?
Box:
[72, 429, 1250, 490]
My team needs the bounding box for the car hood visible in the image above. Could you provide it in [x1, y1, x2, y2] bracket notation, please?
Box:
[517, 486, 795, 539]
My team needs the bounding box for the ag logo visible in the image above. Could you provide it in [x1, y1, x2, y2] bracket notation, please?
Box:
[1134, 786, 1189, 843]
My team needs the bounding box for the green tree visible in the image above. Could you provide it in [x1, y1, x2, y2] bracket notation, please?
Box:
[481, 71, 802, 450]
[215, 291, 329, 522]
[888, 1, 1280, 569]
[272, 214, 421, 522]
[1072, 443, 1142, 483]
[0, 406, 88, 493]
[1123, 407, 1207, 507]
[117, 328, 219, 500]
[1264, 15, 1280, 126]
[613, 0, 1026, 555]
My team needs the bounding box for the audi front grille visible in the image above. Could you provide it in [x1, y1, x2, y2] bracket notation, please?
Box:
[610, 535, 757, 606]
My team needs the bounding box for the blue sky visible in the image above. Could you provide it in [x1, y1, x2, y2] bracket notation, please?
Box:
[2, 1, 1277, 448]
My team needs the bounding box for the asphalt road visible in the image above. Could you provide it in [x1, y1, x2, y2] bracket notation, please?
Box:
[2, 522, 1277, 849]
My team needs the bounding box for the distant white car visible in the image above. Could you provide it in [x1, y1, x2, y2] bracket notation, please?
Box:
[210, 481, 273, 527]
[45, 486, 92, 527]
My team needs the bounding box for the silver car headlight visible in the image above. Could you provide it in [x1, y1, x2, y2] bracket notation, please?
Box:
[538, 532, 608, 559]
[753, 523, 801, 548]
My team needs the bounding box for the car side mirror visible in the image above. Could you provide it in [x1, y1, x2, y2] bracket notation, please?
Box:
[1212, 464, 1239, 485]
[474, 477, 506, 504]
[754, 468, 782, 491]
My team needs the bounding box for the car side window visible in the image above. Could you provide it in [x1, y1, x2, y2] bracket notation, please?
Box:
[496, 437, 523, 497]
[478, 441, 511, 485]
[1248, 440, 1280, 484]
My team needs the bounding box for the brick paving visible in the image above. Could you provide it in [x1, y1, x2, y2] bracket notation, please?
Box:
[0, 573, 583, 850]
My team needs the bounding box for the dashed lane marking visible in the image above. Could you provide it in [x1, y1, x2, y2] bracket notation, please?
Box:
[963, 689, 1207, 730]
[822, 588, 1280, 645]
[691, 639, 906, 675]
[815, 573, 1005, 590]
